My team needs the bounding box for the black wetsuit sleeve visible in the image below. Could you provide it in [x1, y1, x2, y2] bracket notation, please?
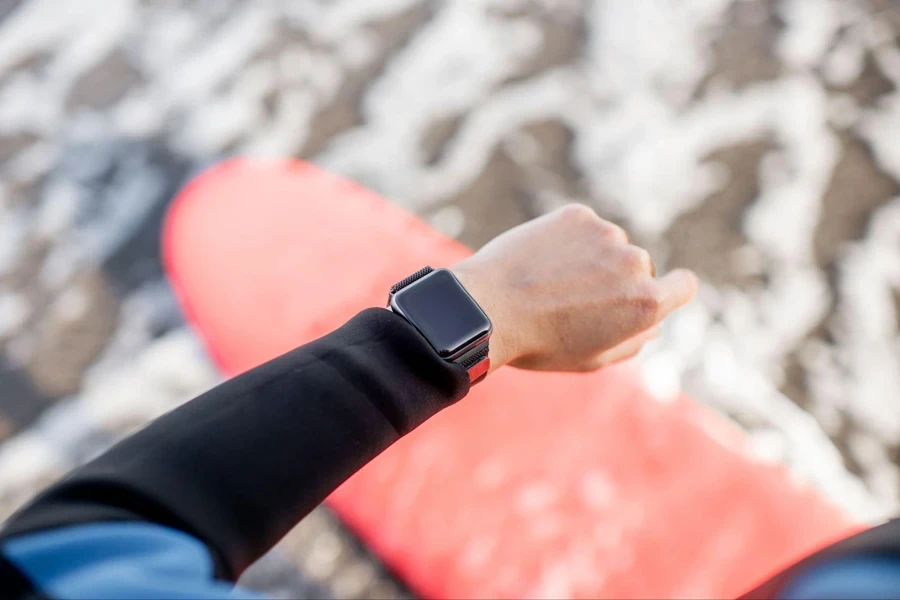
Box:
[0, 308, 470, 581]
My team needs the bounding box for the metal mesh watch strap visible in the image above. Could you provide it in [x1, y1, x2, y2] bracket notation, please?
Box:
[388, 266, 434, 297]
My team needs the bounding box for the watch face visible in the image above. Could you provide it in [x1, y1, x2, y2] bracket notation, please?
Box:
[392, 269, 492, 358]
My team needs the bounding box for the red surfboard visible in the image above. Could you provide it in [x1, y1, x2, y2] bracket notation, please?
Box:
[163, 159, 858, 599]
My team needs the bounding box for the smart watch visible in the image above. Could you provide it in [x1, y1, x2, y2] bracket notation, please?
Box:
[387, 267, 492, 384]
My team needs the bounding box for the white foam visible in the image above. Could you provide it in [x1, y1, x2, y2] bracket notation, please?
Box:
[0, 292, 29, 338]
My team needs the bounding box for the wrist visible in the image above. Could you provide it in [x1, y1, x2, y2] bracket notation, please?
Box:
[452, 261, 518, 373]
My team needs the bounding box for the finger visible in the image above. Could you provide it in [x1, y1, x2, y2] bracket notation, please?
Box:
[592, 326, 660, 368]
[654, 269, 699, 319]
[629, 325, 661, 345]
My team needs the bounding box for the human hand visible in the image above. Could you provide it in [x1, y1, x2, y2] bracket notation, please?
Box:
[453, 204, 699, 373]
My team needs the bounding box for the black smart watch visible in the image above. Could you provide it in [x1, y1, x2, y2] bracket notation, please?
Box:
[387, 267, 492, 384]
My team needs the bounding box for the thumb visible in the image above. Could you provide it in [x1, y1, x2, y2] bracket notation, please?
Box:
[655, 269, 700, 320]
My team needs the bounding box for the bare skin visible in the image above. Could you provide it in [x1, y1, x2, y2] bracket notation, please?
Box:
[453, 204, 699, 374]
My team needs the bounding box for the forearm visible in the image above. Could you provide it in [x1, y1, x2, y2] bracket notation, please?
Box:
[0, 308, 469, 580]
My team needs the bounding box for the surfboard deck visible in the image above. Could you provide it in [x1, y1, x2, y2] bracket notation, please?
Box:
[163, 159, 857, 599]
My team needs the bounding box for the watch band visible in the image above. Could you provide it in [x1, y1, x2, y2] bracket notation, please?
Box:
[462, 347, 490, 384]
[388, 266, 434, 299]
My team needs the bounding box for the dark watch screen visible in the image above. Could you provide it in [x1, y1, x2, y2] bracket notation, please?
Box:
[391, 269, 491, 358]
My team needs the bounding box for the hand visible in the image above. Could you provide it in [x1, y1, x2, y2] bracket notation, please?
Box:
[453, 204, 699, 373]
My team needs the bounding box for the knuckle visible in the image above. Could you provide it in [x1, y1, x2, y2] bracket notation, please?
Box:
[600, 222, 629, 243]
[559, 203, 596, 223]
[621, 246, 651, 272]
[636, 248, 653, 271]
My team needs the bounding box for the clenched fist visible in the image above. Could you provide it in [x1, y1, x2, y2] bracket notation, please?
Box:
[453, 204, 699, 374]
